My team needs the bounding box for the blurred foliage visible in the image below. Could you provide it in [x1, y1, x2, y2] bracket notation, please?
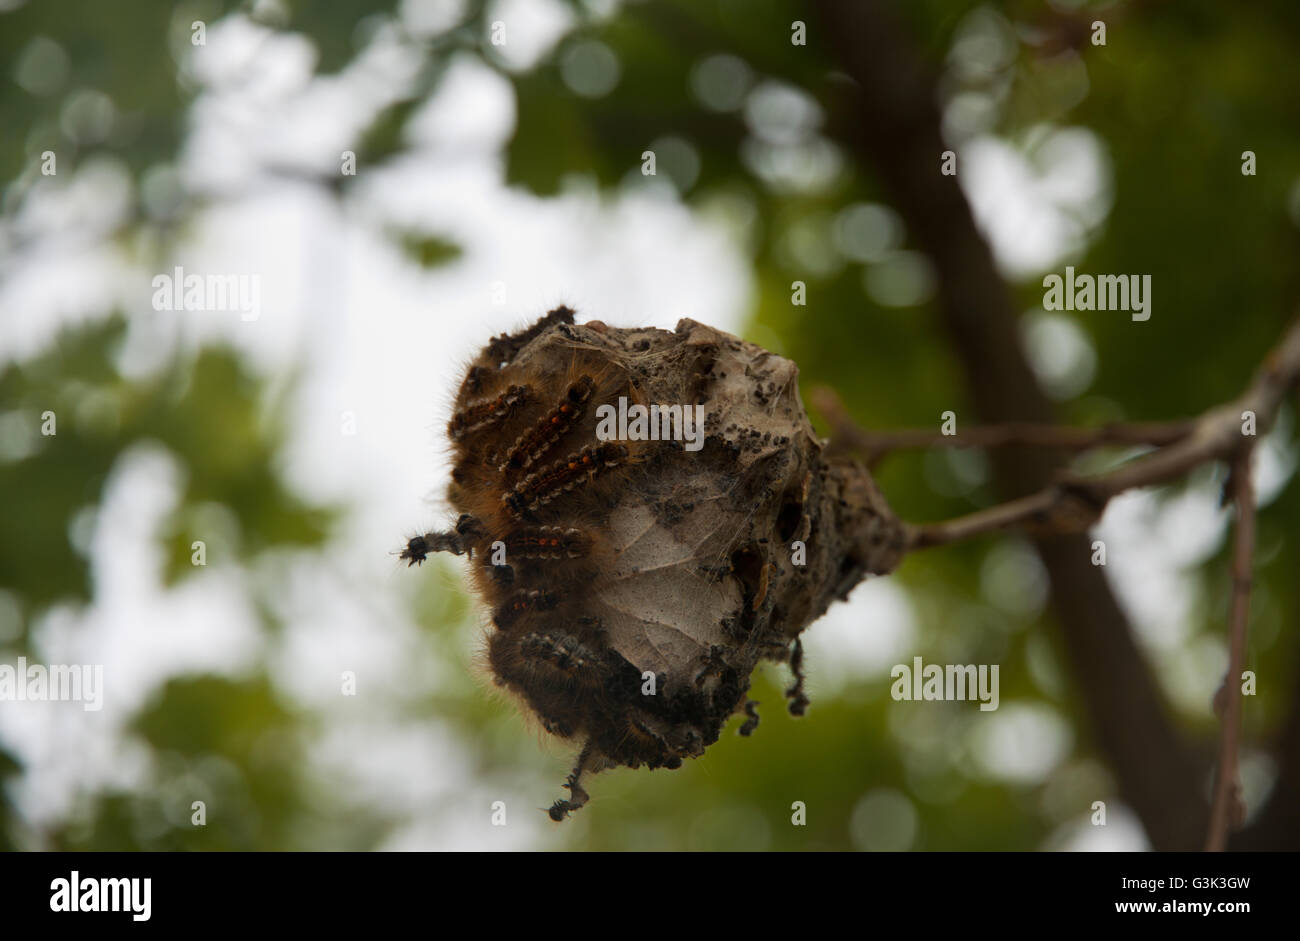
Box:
[0, 316, 333, 611]
[389, 227, 463, 268]
[0, 315, 338, 850]
[2, 0, 1298, 850]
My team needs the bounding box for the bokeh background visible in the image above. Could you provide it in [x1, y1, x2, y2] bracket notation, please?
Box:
[2, 0, 1299, 851]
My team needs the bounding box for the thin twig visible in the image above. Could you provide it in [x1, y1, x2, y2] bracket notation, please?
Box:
[814, 387, 1194, 467]
[879, 315, 1300, 552]
[1206, 450, 1256, 851]
[905, 487, 1067, 549]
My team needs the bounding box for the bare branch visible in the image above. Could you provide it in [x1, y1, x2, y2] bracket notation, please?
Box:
[871, 315, 1300, 554]
[814, 387, 1194, 467]
[1206, 450, 1256, 851]
[904, 485, 1085, 550]
[829, 315, 1299, 851]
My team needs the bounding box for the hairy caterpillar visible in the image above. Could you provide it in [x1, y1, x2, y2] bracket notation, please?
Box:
[401, 306, 903, 820]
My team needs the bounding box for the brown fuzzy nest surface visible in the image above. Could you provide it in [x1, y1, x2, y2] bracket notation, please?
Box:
[403, 308, 904, 818]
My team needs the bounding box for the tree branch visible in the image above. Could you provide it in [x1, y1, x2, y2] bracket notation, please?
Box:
[1206, 451, 1255, 851]
[830, 314, 1298, 850]
[814, 387, 1195, 467]
[890, 316, 1300, 551]
[812, 0, 1238, 850]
